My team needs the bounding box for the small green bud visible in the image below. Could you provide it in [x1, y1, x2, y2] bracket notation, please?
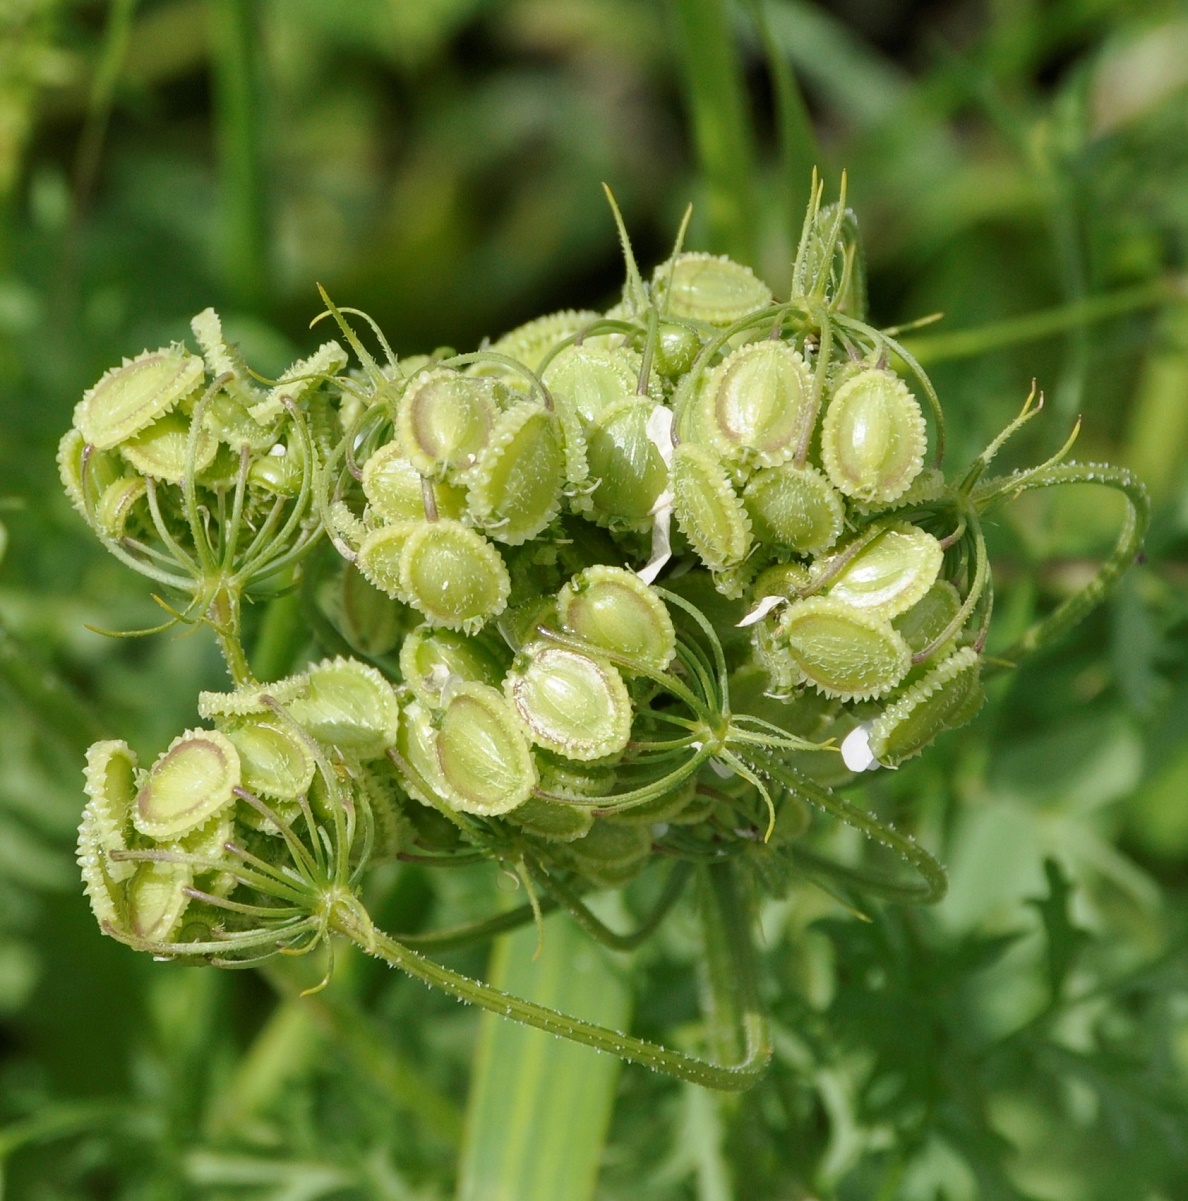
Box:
[652, 253, 773, 326]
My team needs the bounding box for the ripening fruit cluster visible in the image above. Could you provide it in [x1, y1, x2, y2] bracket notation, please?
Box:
[72, 197, 996, 954]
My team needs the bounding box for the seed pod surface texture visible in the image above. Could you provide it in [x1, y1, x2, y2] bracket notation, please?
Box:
[133, 729, 241, 840]
[654, 253, 773, 326]
[435, 683, 535, 815]
[821, 368, 926, 504]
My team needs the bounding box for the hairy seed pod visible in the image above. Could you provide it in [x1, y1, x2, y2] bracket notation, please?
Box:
[561, 819, 651, 888]
[73, 346, 205, 450]
[119, 409, 218, 483]
[202, 391, 280, 453]
[132, 729, 241, 840]
[820, 367, 926, 504]
[398, 623, 507, 705]
[535, 750, 619, 799]
[775, 596, 911, 700]
[362, 443, 465, 523]
[397, 519, 511, 632]
[357, 521, 419, 599]
[671, 442, 751, 571]
[508, 796, 594, 842]
[604, 774, 699, 825]
[435, 682, 536, 816]
[701, 341, 812, 467]
[256, 339, 348, 422]
[124, 859, 194, 942]
[196, 674, 311, 720]
[893, 579, 962, 653]
[337, 563, 406, 657]
[586, 399, 669, 526]
[542, 343, 644, 425]
[505, 643, 632, 761]
[868, 647, 984, 765]
[823, 524, 944, 619]
[286, 656, 401, 759]
[652, 253, 773, 326]
[750, 562, 812, 602]
[743, 462, 844, 555]
[466, 403, 565, 545]
[224, 718, 317, 800]
[391, 697, 451, 808]
[95, 476, 147, 540]
[556, 565, 676, 674]
[397, 368, 501, 476]
[484, 309, 602, 374]
[175, 807, 236, 894]
[78, 741, 140, 924]
[654, 322, 701, 377]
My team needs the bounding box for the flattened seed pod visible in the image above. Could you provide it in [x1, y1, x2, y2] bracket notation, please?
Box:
[504, 643, 632, 761]
[398, 623, 507, 705]
[362, 443, 465, 523]
[652, 253, 773, 326]
[78, 741, 140, 930]
[248, 445, 304, 497]
[396, 519, 510, 632]
[357, 522, 419, 600]
[125, 859, 194, 942]
[824, 525, 944, 619]
[391, 697, 450, 807]
[893, 579, 962, 653]
[196, 674, 310, 720]
[820, 368, 926, 504]
[133, 729, 241, 840]
[701, 341, 812, 466]
[535, 750, 618, 798]
[586, 399, 669, 525]
[743, 463, 844, 555]
[508, 796, 594, 843]
[466, 403, 565, 545]
[202, 391, 279, 453]
[542, 343, 644, 425]
[775, 596, 911, 700]
[119, 409, 218, 483]
[671, 442, 751, 571]
[286, 656, 401, 759]
[484, 309, 602, 374]
[74, 346, 205, 450]
[337, 563, 406, 657]
[397, 369, 501, 476]
[435, 682, 536, 816]
[751, 562, 812, 602]
[868, 647, 984, 766]
[95, 476, 147, 540]
[225, 718, 317, 800]
[604, 774, 698, 825]
[556, 565, 676, 674]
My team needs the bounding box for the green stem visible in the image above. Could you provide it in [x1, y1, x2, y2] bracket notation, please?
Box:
[211, 0, 268, 310]
[333, 897, 771, 1091]
[902, 277, 1184, 365]
[669, 0, 759, 263]
[973, 462, 1150, 672]
[250, 591, 307, 681]
[747, 750, 948, 904]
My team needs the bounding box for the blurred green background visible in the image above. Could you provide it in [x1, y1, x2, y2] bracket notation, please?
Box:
[1, 1, 1187, 1197]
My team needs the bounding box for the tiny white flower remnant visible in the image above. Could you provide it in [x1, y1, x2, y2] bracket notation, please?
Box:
[841, 722, 882, 773]
[637, 405, 676, 585]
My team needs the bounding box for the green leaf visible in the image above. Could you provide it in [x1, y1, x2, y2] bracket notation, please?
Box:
[457, 912, 632, 1201]
[1026, 857, 1088, 1005]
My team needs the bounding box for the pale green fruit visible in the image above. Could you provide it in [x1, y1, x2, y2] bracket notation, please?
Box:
[652, 253, 773, 326]
[286, 656, 401, 759]
[362, 442, 465, 523]
[508, 796, 594, 843]
[542, 342, 643, 425]
[586, 399, 669, 526]
[435, 682, 536, 816]
[133, 729, 241, 840]
[893, 579, 962, 653]
[398, 624, 507, 705]
[820, 367, 926, 504]
[556, 565, 676, 674]
[743, 462, 844, 555]
[775, 596, 911, 700]
[119, 408, 218, 483]
[124, 859, 194, 942]
[700, 340, 812, 466]
[868, 647, 984, 765]
[224, 718, 317, 800]
[466, 403, 565, 545]
[397, 368, 501, 476]
[73, 346, 204, 450]
[822, 524, 944, 619]
[397, 520, 511, 633]
[671, 442, 751, 571]
[483, 309, 602, 374]
[504, 643, 632, 761]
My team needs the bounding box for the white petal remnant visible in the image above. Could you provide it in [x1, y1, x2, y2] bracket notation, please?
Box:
[841, 722, 881, 773]
[737, 594, 788, 628]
